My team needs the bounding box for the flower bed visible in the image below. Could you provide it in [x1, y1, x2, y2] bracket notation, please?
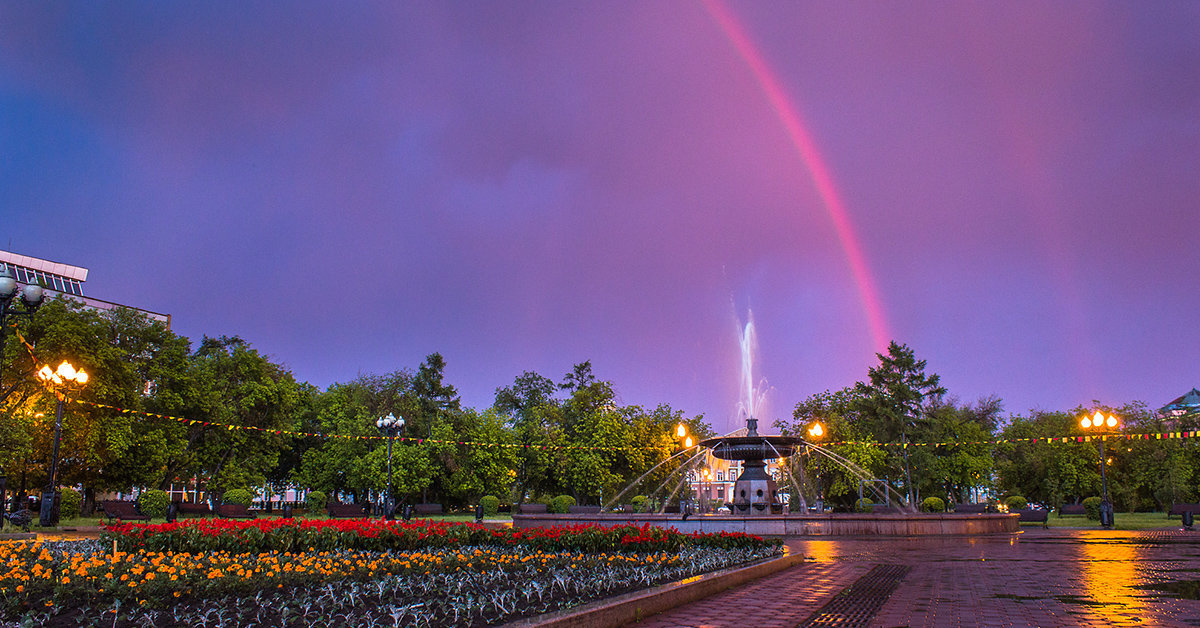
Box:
[1, 538, 782, 626]
[103, 519, 776, 555]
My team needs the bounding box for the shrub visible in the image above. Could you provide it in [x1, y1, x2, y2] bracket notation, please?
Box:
[854, 498, 874, 513]
[223, 488, 255, 508]
[137, 489, 169, 519]
[920, 497, 945, 513]
[1082, 496, 1102, 520]
[305, 491, 328, 511]
[479, 495, 500, 516]
[548, 495, 576, 514]
[630, 495, 648, 513]
[1005, 496, 1028, 512]
[59, 487, 82, 520]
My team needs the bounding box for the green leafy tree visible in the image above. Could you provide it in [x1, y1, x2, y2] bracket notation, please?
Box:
[853, 342, 946, 504]
[778, 388, 888, 511]
[994, 410, 1099, 508]
[159, 336, 299, 503]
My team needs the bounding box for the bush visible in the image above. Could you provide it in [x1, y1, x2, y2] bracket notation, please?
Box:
[1082, 496, 1102, 520]
[222, 488, 255, 507]
[479, 495, 500, 516]
[920, 497, 945, 513]
[138, 489, 169, 519]
[854, 498, 874, 513]
[630, 495, 648, 513]
[1005, 496, 1028, 512]
[548, 495, 576, 514]
[305, 491, 328, 511]
[58, 487, 82, 520]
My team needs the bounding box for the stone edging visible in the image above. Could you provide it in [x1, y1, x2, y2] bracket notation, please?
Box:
[503, 550, 804, 628]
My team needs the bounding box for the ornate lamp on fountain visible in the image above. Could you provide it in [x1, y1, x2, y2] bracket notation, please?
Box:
[376, 413, 404, 520]
[701, 416, 806, 515]
[674, 423, 696, 513]
[807, 422, 825, 512]
[37, 361, 88, 527]
[1080, 410, 1119, 528]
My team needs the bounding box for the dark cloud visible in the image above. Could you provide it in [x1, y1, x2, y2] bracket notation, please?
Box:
[2, 2, 1198, 431]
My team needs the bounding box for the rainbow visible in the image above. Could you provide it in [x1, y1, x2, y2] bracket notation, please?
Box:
[704, 0, 890, 352]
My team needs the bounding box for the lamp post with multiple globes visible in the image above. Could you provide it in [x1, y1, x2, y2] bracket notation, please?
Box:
[376, 413, 404, 520]
[37, 361, 88, 527]
[1080, 410, 1119, 528]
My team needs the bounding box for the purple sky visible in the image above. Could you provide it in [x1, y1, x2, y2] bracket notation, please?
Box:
[3, 2, 1198, 433]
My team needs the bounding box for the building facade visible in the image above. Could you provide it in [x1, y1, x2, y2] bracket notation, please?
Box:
[0, 249, 170, 326]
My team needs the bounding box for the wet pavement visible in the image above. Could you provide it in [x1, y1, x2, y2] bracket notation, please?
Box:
[631, 528, 1200, 627]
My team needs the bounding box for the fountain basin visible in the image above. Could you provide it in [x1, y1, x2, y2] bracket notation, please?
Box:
[512, 512, 1019, 536]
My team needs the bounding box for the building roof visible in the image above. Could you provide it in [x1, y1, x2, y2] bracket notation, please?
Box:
[1161, 388, 1200, 415]
[0, 249, 88, 282]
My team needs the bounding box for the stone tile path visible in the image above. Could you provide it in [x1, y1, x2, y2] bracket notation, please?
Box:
[631, 529, 1200, 628]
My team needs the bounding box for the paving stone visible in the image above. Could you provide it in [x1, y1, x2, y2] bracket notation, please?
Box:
[628, 529, 1200, 628]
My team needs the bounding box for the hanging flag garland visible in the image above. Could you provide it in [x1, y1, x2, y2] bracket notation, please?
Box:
[13, 323, 1200, 451]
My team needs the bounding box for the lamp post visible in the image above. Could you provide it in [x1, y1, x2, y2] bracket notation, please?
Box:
[1080, 410, 1119, 528]
[807, 422, 825, 512]
[675, 423, 695, 513]
[0, 267, 45, 402]
[376, 413, 404, 520]
[37, 361, 88, 527]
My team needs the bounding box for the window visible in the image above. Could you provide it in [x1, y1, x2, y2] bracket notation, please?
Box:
[716, 472, 724, 481]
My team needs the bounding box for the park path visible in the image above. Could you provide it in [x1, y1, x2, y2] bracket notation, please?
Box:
[630, 528, 1200, 628]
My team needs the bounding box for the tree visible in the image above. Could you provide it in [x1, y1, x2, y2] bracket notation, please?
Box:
[3, 298, 193, 513]
[853, 341, 946, 504]
[158, 336, 299, 502]
[778, 388, 889, 511]
[495, 370, 563, 504]
[994, 410, 1098, 508]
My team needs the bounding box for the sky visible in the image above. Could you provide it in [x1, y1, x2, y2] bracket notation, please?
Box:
[2, 2, 1198, 434]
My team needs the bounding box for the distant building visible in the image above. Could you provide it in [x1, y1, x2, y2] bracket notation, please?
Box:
[0, 249, 169, 326]
[1161, 388, 1200, 420]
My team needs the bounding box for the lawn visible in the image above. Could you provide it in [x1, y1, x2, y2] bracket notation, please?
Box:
[1021, 511, 1186, 531]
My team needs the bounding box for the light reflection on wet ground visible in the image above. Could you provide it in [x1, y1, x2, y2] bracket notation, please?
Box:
[786, 529, 1200, 627]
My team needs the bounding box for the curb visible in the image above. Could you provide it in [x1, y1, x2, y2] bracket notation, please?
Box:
[504, 549, 804, 628]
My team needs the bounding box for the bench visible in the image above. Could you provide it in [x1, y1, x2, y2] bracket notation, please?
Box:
[413, 503, 443, 515]
[1018, 509, 1049, 528]
[1169, 503, 1200, 518]
[215, 504, 256, 519]
[516, 503, 547, 514]
[327, 502, 369, 519]
[568, 505, 601, 514]
[953, 503, 988, 514]
[1059, 504, 1086, 516]
[100, 500, 150, 523]
[175, 502, 211, 517]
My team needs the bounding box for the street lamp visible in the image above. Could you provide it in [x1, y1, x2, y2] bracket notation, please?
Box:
[37, 360, 87, 527]
[1080, 410, 1119, 528]
[807, 422, 825, 512]
[376, 413, 404, 520]
[674, 423, 696, 513]
[0, 267, 45, 402]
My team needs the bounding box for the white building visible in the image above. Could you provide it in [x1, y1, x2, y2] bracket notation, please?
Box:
[0, 249, 170, 326]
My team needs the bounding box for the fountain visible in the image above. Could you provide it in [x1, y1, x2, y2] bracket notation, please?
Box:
[510, 311, 1017, 536]
[702, 416, 802, 515]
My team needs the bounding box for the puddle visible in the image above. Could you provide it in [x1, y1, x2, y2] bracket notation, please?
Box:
[994, 594, 1045, 601]
[1135, 580, 1200, 600]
